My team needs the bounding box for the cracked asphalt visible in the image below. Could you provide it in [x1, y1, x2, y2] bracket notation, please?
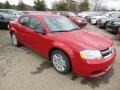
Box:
[0, 24, 120, 90]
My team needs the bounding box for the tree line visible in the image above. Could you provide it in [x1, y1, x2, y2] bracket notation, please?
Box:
[0, 0, 90, 12]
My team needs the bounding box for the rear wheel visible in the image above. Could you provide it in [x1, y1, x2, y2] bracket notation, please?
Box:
[11, 33, 21, 47]
[51, 50, 71, 74]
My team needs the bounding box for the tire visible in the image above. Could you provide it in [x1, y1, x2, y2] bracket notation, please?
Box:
[51, 50, 71, 74]
[96, 20, 99, 25]
[104, 22, 109, 29]
[11, 33, 21, 47]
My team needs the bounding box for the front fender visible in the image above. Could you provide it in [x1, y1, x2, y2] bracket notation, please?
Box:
[52, 42, 75, 59]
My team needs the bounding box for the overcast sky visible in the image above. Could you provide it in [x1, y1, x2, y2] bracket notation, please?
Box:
[0, 0, 57, 8]
[0, 0, 120, 10]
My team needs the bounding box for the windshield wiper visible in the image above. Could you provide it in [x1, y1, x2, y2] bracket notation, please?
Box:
[51, 30, 73, 33]
[70, 28, 80, 31]
[51, 28, 80, 33]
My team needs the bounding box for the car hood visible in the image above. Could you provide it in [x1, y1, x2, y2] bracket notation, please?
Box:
[101, 17, 114, 21]
[52, 30, 112, 51]
[93, 16, 106, 19]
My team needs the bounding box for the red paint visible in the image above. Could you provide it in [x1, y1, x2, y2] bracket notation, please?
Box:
[9, 14, 116, 77]
[118, 28, 120, 36]
[69, 16, 87, 27]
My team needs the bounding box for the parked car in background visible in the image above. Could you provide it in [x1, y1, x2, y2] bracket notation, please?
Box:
[84, 12, 106, 23]
[77, 11, 97, 18]
[0, 12, 16, 29]
[21, 11, 52, 14]
[0, 9, 23, 17]
[9, 14, 116, 77]
[90, 12, 119, 25]
[97, 13, 120, 28]
[59, 11, 87, 27]
[106, 18, 120, 34]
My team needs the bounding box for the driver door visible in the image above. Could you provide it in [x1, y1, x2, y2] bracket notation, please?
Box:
[24, 17, 49, 56]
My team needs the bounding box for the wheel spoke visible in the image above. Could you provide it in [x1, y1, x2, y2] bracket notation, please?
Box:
[52, 53, 66, 72]
[12, 34, 17, 45]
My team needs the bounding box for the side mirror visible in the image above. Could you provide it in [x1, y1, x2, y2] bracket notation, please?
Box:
[34, 28, 46, 35]
[21, 21, 28, 26]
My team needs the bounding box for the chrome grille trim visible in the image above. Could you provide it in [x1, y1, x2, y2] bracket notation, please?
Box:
[101, 46, 113, 59]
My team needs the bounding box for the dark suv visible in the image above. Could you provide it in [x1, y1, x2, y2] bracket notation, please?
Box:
[106, 18, 120, 34]
[97, 13, 120, 29]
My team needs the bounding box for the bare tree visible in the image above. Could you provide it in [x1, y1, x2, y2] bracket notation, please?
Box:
[92, 0, 103, 11]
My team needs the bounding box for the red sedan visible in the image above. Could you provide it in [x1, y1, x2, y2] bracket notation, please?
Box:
[9, 14, 116, 77]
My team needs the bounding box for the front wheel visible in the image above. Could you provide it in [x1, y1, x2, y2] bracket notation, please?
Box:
[51, 50, 71, 74]
[104, 22, 109, 29]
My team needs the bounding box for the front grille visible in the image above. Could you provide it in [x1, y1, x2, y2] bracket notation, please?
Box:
[101, 47, 113, 58]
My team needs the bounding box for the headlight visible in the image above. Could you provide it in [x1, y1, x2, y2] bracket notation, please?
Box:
[80, 50, 102, 60]
[77, 20, 82, 23]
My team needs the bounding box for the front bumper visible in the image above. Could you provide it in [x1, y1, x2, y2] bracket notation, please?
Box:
[106, 24, 119, 33]
[72, 49, 116, 78]
[97, 21, 105, 28]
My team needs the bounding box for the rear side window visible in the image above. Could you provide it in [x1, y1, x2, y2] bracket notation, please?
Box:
[19, 17, 30, 27]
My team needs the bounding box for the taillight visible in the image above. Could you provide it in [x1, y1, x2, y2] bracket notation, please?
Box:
[118, 27, 120, 34]
[117, 27, 120, 36]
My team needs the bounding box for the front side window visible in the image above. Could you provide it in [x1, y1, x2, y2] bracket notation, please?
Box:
[44, 16, 79, 32]
[29, 17, 43, 32]
[19, 17, 30, 27]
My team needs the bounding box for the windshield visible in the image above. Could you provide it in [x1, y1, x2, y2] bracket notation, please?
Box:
[101, 12, 118, 16]
[44, 16, 79, 32]
[111, 13, 120, 17]
[0, 12, 16, 18]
